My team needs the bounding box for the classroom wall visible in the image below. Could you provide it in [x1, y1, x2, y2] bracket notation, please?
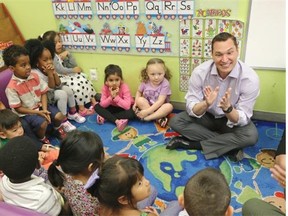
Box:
[2, 0, 286, 115]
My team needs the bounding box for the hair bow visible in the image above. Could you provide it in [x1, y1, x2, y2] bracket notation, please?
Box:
[84, 168, 99, 189]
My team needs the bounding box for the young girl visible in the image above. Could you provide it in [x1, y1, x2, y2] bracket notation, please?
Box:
[95, 64, 135, 132]
[39, 31, 97, 116]
[133, 58, 173, 128]
[24, 39, 86, 133]
[88, 155, 159, 216]
[48, 130, 104, 215]
[48, 130, 157, 216]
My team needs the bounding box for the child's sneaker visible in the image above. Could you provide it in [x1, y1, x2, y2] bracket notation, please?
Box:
[116, 119, 128, 132]
[40, 136, 51, 144]
[68, 112, 86, 123]
[61, 121, 76, 132]
[54, 126, 67, 140]
[96, 115, 105, 125]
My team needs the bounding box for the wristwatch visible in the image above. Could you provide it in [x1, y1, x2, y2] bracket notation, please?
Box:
[223, 105, 233, 113]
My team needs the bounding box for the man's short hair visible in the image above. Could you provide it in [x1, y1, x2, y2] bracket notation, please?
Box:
[211, 32, 238, 53]
[184, 167, 231, 216]
[0, 136, 38, 181]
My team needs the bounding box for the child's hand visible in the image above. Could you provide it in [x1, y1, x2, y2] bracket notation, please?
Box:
[38, 151, 46, 164]
[137, 109, 149, 119]
[42, 64, 55, 76]
[109, 87, 119, 98]
[38, 110, 51, 123]
[41, 144, 57, 152]
[270, 164, 286, 188]
[73, 66, 82, 73]
[143, 206, 159, 216]
[132, 104, 138, 112]
[59, 50, 69, 60]
[0, 101, 5, 110]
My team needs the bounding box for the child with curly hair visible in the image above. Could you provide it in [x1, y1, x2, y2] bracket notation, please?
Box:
[39, 30, 98, 116]
[133, 58, 173, 128]
[24, 38, 86, 132]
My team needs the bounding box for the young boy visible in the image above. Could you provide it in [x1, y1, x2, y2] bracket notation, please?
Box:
[0, 108, 24, 148]
[0, 136, 63, 215]
[178, 168, 233, 216]
[2, 45, 67, 144]
[0, 109, 58, 170]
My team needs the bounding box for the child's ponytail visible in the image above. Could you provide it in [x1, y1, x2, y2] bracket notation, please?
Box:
[48, 160, 65, 188]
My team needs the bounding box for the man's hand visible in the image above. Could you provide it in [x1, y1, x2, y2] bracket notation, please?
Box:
[204, 86, 219, 106]
[218, 87, 232, 110]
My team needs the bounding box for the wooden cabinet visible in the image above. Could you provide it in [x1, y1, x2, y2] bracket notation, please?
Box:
[0, 3, 25, 71]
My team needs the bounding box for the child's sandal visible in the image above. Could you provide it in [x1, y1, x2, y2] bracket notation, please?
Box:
[96, 115, 105, 124]
[157, 117, 168, 128]
[79, 108, 95, 117]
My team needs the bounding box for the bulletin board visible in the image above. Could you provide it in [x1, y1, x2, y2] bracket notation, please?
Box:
[244, 0, 285, 70]
[179, 18, 245, 91]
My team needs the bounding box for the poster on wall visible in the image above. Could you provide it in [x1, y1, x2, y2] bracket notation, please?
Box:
[51, 0, 248, 93]
[51, 0, 195, 57]
[179, 18, 244, 91]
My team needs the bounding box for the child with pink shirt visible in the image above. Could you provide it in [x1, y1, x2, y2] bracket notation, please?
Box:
[94, 64, 135, 131]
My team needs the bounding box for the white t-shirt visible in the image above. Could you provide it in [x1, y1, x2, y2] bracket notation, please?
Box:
[0, 175, 62, 216]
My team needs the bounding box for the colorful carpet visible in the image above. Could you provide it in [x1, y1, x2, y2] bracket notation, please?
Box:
[51, 114, 285, 215]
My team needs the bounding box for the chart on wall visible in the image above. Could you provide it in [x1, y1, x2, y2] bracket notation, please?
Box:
[179, 18, 244, 91]
[51, 0, 196, 56]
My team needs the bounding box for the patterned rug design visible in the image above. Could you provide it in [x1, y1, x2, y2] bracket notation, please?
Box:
[51, 114, 285, 215]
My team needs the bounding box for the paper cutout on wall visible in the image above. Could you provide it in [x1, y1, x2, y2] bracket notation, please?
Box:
[192, 18, 204, 38]
[0, 41, 13, 68]
[59, 22, 96, 49]
[99, 22, 131, 52]
[135, 21, 171, 53]
[95, 0, 140, 20]
[52, 0, 93, 19]
[178, 18, 244, 92]
[145, 0, 195, 20]
[180, 39, 190, 57]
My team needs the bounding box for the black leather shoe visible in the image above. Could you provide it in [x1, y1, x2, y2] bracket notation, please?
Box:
[166, 137, 191, 150]
[227, 149, 244, 162]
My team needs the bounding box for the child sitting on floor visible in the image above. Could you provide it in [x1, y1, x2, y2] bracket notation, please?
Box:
[0, 136, 63, 215]
[48, 130, 157, 216]
[178, 167, 233, 216]
[3, 45, 67, 144]
[24, 38, 86, 132]
[133, 58, 173, 128]
[94, 64, 135, 131]
[0, 109, 59, 170]
[39, 30, 98, 116]
[88, 155, 159, 216]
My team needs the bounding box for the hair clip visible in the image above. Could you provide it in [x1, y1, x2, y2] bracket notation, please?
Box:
[84, 168, 99, 189]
